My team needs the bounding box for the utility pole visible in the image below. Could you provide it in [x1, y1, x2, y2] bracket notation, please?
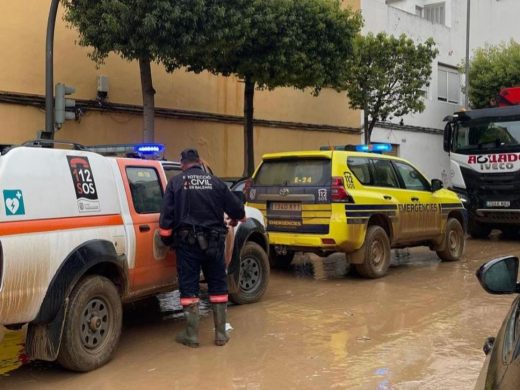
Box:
[464, 0, 471, 109]
[44, 0, 60, 138]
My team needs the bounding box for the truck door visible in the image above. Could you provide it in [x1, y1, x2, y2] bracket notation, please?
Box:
[118, 160, 176, 292]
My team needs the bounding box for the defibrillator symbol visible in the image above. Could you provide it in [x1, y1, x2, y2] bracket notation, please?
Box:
[3, 189, 25, 216]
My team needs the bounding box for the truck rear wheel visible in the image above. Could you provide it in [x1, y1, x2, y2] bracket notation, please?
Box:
[57, 275, 122, 372]
[468, 219, 491, 239]
[436, 218, 465, 261]
[355, 226, 391, 279]
[230, 242, 270, 305]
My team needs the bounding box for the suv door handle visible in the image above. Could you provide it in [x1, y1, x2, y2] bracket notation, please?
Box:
[411, 197, 419, 202]
[383, 195, 392, 200]
[139, 224, 151, 232]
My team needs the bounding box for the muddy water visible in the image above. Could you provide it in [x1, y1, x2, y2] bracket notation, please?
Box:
[2, 237, 520, 389]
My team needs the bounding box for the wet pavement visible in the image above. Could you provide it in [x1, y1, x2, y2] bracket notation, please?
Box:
[1, 236, 520, 389]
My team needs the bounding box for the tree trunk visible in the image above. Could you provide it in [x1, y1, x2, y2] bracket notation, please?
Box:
[363, 110, 370, 144]
[139, 57, 156, 143]
[368, 116, 378, 144]
[243, 76, 255, 177]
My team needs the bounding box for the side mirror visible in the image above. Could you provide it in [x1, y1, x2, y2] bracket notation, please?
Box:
[443, 123, 452, 152]
[233, 190, 246, 204]
[476, 256, 519, 294]
[431, 179, 443, 192]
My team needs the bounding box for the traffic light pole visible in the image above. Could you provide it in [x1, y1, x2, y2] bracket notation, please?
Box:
[45, 0, 60, 138]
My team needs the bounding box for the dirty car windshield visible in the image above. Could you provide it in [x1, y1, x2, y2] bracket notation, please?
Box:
[454, 119, 520, 154]
[255, 159, 330, 186]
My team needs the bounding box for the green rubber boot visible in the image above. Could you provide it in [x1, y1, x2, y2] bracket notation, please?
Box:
[176, 303, 200, 348]
[212, 303, 230, 346]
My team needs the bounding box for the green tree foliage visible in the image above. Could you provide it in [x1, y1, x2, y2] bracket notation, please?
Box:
[343, 33, 438, 143]
[62, 0, 205, 142]
[176, 0, 361, 176]
[468, 40, 520, 109]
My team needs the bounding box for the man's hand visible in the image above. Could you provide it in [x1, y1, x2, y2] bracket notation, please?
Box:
[160, 234, 175, 247]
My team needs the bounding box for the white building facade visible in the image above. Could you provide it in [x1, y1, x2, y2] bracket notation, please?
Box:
[360, 0, 520, 181]
[360, 0, 468, 180]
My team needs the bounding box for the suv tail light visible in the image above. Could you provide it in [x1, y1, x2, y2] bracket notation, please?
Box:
[331, 177, 353, 203]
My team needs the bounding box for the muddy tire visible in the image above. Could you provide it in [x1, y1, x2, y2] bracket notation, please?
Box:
[468, 219, 491, 239]
[436, 218, 465, 262]
[57, 276, 122, 372]
[230, 242, 270, 305]
[268, 249, 294, 268]
[355, 226, 391, 279]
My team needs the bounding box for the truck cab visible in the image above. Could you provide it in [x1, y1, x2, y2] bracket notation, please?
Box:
[444, 105, 520, 238]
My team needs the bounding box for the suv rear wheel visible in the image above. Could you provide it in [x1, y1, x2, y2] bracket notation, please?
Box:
[57, 275, 122, 372]
[355, 226, 391, 278]
[436, 218, 465, 261]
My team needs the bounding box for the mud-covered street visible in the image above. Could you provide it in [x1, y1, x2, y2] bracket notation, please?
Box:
[2, 237, 520, 390]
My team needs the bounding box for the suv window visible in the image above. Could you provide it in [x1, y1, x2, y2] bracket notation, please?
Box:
[371, 159, 400, 188]
[393, 161, 431, 191]
[127, 167, 163, 214]
[347, 157, 372, 185]
[255, 159, 331, 186]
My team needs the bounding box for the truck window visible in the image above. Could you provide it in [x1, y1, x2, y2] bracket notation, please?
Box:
[126, 167, 163, 214]
[254, 159, 331, 186]
[347, 157, 372, 185]
[371, 159, 400, 188]
[454, 119, 520, 153]
[392, 161, 431, 191]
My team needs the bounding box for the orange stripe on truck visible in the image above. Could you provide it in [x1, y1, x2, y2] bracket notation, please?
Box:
[0, 214, 124, 236]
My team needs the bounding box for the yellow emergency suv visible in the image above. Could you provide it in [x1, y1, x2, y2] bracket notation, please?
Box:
[246, 144, 466, 278]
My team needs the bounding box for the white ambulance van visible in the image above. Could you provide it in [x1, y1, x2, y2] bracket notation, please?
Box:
[0, 141, 269, 372]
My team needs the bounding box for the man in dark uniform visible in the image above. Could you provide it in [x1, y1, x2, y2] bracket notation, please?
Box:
[159, 148, 245, 347]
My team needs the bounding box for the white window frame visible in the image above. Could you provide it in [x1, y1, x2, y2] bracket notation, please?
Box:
[438, 64, 460, 104]
[424, 2, 446, 25]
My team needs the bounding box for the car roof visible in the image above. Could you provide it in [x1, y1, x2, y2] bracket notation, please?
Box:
[262, 150, 403, 161]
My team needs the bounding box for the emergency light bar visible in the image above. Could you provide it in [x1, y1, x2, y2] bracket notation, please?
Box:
[87, 143, 165, 159]
[134, 143, 165, 155]
[355, 143, 392, 153]
[319, 143, 393, 153]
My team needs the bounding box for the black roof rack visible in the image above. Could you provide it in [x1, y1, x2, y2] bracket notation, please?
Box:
[22, 139, 86, 150]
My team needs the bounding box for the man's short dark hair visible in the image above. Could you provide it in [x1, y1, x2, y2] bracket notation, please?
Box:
[180, 148, 200, 163]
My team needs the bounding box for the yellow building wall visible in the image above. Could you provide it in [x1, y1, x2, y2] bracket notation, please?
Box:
[0, 0, 361, 176]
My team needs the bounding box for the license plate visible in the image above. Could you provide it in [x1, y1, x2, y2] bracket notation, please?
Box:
[270, 202, 301, 211]
[486, 201, 510, 208]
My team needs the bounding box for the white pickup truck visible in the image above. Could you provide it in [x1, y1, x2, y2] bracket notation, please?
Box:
[0, 142, 269, 372]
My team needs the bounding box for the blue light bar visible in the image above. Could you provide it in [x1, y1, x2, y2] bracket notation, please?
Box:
[355, 143, 392, 153]
[134, 143, 165, 155]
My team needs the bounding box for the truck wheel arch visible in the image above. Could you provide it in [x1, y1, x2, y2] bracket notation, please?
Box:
[26, 239, 127, 362]
[33, 239, 127, 324]
[227, 219, 269, 293]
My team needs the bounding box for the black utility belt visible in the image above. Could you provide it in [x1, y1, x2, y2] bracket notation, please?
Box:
[176, 228, 225, 251]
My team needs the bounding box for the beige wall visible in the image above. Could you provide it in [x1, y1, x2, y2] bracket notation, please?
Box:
[0, 0, 361, 176]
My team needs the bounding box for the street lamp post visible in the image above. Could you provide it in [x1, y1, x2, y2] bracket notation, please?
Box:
[464, 0, 471, 109]
[45, 0, 60, 138]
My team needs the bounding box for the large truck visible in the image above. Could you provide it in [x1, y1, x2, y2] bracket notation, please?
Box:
[443, 88, 520, 238]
